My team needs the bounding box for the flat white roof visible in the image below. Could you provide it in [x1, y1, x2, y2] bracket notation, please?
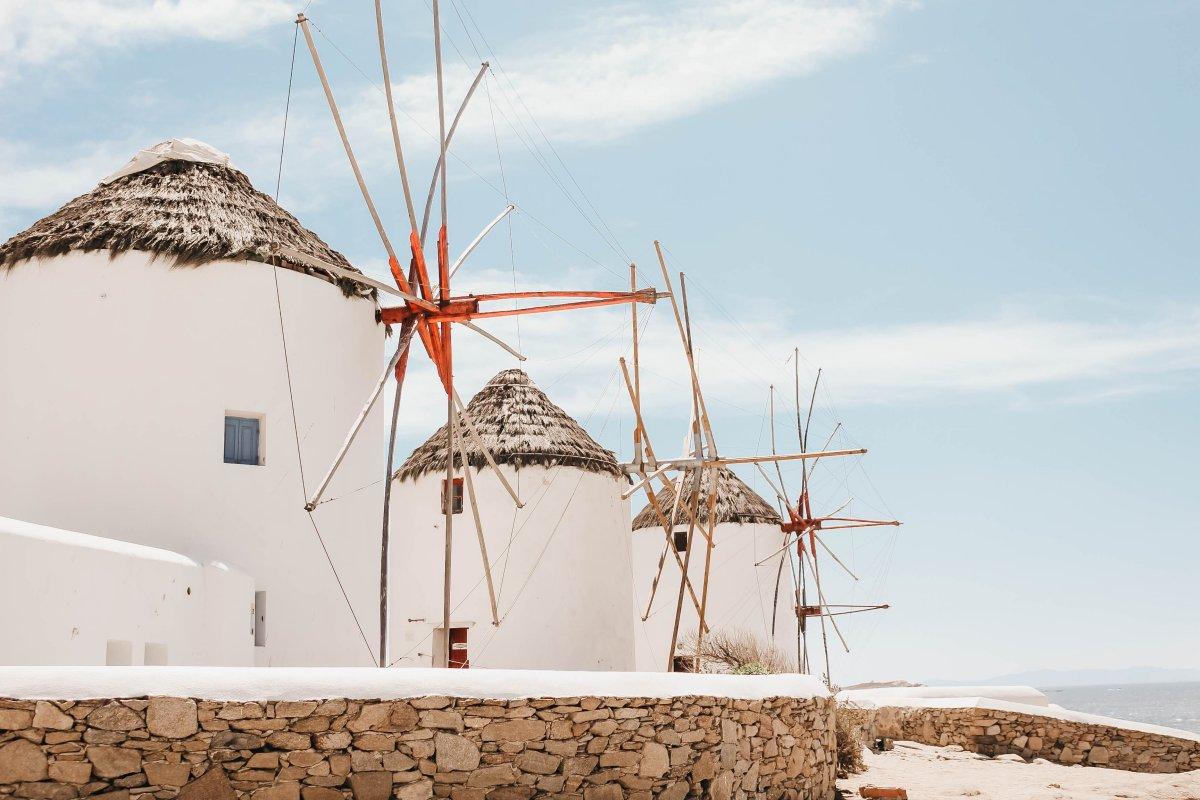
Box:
[0, 666, 830, 702]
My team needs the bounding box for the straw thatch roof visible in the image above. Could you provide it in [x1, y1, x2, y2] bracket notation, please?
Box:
[395, 369, 623, 481]
[0, 142, 371, 299]
[631, 467, 781, 530]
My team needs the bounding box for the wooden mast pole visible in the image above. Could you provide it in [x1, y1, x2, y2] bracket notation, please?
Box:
[373, 0, 421, 671]
[680, 275, 717, 671]
[432, 0, 456, 670]
[630, 263, 644, 470]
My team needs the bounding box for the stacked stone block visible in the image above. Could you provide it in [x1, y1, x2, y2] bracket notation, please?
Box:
[871, 705, 1200, 774]
[0, 695, 835, 800]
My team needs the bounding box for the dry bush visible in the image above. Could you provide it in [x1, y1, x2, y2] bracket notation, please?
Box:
[835, 702, 871, 777]
[678, 628, 796, 674]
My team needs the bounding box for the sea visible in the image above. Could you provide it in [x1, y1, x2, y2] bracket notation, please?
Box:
[1039, 681, 1200, 735]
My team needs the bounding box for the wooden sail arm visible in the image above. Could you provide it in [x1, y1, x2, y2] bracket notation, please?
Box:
[797, 603, 889, 618]
[379, 288, 658, 325]
[781, 518, 901, 533]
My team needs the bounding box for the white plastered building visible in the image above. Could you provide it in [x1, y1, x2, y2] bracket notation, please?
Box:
[0, 139, 385, 667]
[630, 467, 801, 671]
[387, 369, 636, 671]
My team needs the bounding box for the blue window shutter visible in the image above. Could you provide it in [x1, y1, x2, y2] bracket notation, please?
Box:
[224, 416, 261, 465]
[224, 418, 239, 464]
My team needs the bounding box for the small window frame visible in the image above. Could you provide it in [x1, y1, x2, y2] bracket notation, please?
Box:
[441, 477, 464, 515]
[224, 412, 265, 466]
[672, 527, 689, 553]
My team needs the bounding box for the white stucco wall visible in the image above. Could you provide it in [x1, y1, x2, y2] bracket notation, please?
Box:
[631, 521, 801, 671]
[388, 465, 635, 671]
[0, 251, 385, 667]
[0, 515, 254, 666]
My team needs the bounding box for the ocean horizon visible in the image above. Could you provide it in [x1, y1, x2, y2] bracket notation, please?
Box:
[1041, 681, 1200, 735]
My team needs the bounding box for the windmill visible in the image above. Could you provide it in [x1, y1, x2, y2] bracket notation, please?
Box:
[750, 353, 901, 683]
[620, 243, 874, 673]
[288, 3, 660, 668]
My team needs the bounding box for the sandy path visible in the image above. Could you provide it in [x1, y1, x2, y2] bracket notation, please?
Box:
[838, 741, 1200, 800]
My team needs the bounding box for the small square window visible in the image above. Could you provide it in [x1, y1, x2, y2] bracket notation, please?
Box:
[442, 478, 464, 515]
[224, 415, 261, 466]
[672, 528, 689, 553]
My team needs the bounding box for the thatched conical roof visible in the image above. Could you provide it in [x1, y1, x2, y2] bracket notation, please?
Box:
[631, 467, 781, 530]
[395, 369, 622, 481]
[0, 139, 371, 299]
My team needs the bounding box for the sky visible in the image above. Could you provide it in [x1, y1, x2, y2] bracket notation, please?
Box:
[2, 0, 1198, 685]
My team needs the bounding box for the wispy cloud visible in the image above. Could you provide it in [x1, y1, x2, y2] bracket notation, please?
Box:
[382, 265, 1200, 438]
[0, 0, 292, 86]
[324, 0, 895, 167]
[0, 0, 900, 222]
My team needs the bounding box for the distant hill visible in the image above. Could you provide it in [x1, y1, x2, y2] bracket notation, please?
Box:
[843, 680, 924, 690]
[926, 666, 1200, 688]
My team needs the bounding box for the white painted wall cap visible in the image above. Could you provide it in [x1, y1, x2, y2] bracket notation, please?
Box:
[0, 666, 831, 702]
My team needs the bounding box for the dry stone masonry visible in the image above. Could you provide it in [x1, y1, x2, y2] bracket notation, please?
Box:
[871, 705, 1200, 774]
[0, 694, 834, 800]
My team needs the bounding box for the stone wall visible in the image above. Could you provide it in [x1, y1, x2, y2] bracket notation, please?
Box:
[0, 694, 835, 800]
[872, 705, 1200, 774]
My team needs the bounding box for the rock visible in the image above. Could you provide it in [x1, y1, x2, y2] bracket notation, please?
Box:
[210, 732, 264, 750]
[465, 765, 517, 788]
[480, 720, 545, 743]
[0, 709, 34, 730]
[1011, 735, 1028, 749]
[390, 704, 420, 732]
[86, 704, 143, 732]
[0, 738, 49, 782]
[48, 761, 93, 783]
[418, 711, 463, 732]
[315, 732, 352, 750]
[246, 753, 279, 770]
[562, 756, 598, 776]
[146, 698, 198, 739]
[352, 733, 394, 752]
[581, 785, 622, 800]
[637, 743, 668, 779]
[251, 783, 300, 800]
[598, 752, 638, 768]
[144, 761, 194, 786]
[483, 789, 534, 800]
[13, 781, 77, 800]
[710, 771, 735, 800]
[267, 732, 311, 750]
[86, 747, 142, 778]
[349, 771, 393, 800]
[33, 704, 74, 731]
[348, 705, 392, 733]
[1087, 746, 1110, 765]
[276, 702, 318, 719]
[301, 789, 343, 800]
[178, 767, 237, 800]
[394, 780, 433, 800]
[435, 734, 480, 772]
[658, 781, 688, 800]
[514, 751, 560, 775]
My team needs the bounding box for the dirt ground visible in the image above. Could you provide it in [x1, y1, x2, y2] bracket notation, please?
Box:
[837, 741, 1200, 800]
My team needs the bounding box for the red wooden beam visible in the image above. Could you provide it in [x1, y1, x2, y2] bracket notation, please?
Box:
[378, 291, 653, 326]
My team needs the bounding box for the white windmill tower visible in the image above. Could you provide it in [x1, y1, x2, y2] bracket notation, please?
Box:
[0, 139, 386, 667]
[630, 468, 794, 671]
[387, 369, 636, 670]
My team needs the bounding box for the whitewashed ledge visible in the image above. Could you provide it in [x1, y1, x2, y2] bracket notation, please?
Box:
[0, 665, 829, 702]
[840, 684, 1050, 707]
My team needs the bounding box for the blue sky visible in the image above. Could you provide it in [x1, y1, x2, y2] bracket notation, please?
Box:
[2, 0, 1198, 684]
